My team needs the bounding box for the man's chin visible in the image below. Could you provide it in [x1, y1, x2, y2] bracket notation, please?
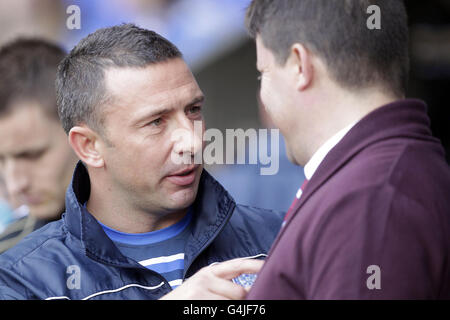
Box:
[167, 187, 198, 209]
[285, 146, 299, 166]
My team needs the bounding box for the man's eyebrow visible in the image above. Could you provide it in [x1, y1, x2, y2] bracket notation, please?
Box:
[185, 95, 205, 108]
[8, 145, 48, 159]
[132, 96, 205, 125]
[145, 107, 172, 118]
[131, 107, 171, 126]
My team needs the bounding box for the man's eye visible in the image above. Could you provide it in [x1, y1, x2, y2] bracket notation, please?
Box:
[20, 150, 45, 160]
[188, 106, 202, 115]
[149, 118, 163, 126]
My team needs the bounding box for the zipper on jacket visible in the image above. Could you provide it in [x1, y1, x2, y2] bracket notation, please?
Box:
[182, 201, 236, 280]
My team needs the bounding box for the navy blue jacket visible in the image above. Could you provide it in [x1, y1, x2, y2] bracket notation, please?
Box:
[0, 162, 283, 300]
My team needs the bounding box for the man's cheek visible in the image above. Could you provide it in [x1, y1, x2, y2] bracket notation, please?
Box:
[260, 90, 281, 125]
[260, 86, 274, 113]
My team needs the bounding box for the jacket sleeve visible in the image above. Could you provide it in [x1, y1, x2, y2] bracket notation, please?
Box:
[0, 263, 31, 300]
[0, 285, 27, 300]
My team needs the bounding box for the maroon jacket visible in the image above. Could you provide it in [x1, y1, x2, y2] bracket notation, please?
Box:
[247, 99, 450, 299]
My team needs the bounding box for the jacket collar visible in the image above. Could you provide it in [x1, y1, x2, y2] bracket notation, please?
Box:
[283, 98, 443, 231]
[63, 162, 236, 267]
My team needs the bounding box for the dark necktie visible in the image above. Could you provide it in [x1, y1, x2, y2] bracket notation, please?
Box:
[283, 179, 309, 226]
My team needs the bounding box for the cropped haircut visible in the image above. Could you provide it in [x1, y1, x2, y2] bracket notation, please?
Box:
[246, 0, 410, 97]
[56, 23, 182, 135]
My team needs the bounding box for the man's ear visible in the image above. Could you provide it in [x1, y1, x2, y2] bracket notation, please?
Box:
[68, 126, 105, 168]
[288, 43, 314, 91]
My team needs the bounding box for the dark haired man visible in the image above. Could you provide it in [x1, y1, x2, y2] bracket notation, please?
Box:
[0, 24, 282, 300]
[245, 0, 450, 299]
[0, 39, 78, 253]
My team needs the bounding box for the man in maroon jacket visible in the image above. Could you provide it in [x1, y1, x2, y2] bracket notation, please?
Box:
[245, 0, 450, 299]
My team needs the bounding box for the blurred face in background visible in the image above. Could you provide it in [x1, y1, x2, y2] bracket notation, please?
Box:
[0, 174, 7, 201]
[0, 101, 78, 220]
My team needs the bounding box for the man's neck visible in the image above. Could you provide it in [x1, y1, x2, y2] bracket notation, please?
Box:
[303, 121, 356, 180]
[297, 87, 400, 167]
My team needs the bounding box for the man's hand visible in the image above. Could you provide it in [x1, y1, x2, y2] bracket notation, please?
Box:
[160, 258, 264, 300]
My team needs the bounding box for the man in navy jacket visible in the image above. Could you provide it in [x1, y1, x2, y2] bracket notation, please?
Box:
[245, 0, 450, 299]
[0, 24, 283, 300]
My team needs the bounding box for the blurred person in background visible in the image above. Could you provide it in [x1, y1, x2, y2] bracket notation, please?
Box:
[0, 175, 15, 233]
[0, 39, 78, 253]
[0, 175, 28, 235]
[0, 0, 64, 46]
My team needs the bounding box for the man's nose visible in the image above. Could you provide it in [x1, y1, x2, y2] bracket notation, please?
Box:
[3, 160, 30, 199]
[171, 117, 203, 163]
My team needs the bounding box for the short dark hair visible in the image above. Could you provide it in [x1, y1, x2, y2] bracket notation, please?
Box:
[0, 38, 65, 119]
[56, 23, 182, 135]
[246, 0, 410, 97]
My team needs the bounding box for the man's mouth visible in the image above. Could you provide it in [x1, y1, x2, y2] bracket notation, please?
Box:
[165, 165, 199, 186]
[176, 169, 194, 176]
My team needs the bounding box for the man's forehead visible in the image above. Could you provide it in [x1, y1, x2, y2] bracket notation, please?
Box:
[0, 105, 55, 155]
[103, 60, 202, 115]
[104, 59, 196, 95]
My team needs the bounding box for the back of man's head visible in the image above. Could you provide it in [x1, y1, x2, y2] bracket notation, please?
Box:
[56, 23, 182, 137]
[245, 0, 409, 98]
[0, 38, 65, 119]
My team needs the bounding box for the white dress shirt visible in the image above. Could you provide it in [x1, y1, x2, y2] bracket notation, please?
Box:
[295, 122, 356, 200]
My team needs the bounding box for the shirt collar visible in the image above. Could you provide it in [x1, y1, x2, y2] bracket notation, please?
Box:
[95, 207, 193, 246]
[304, 121, 357, 180]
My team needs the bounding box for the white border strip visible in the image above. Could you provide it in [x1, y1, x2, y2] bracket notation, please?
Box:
[45, 282, 165, 300]
[139, 253, 185, 267]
